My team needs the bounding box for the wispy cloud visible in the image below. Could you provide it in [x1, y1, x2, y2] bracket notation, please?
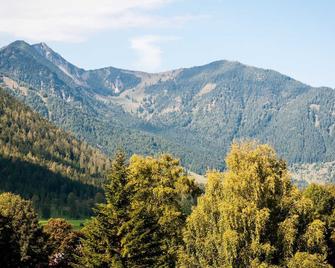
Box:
[130, 35, 178, 72]
[0, 0, 193, 42]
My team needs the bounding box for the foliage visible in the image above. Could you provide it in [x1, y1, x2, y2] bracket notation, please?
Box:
[287, 252, 331, 268]
[79, 150, 129, 267]
[44, 218, 73, 252]
[178, 171, 226, 267]
[79, 151, 200, 267]
[0, 192, 48, 266]
[303, 184, 335, 218]
[0, 214, 21, 267]
[179, 142, 335, 267]
[1, 142, 335, 267]
[0, 194, 83, 267]
[44, 218, 83, 267]
[302, 184, 335, 266]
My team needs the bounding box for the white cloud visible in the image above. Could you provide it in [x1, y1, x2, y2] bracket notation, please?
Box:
[130, 35, 178, 72]
[0, 0, 191, 42]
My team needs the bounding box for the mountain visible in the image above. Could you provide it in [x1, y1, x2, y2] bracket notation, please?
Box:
[0, 87, 111, 218]
[291, 161, 335, 186]
[1, 40, 335, 183]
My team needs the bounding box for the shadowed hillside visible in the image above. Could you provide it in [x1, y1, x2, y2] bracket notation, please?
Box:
[0, 88, 110, 217]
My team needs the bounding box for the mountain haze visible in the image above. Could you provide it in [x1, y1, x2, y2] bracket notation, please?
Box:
[1, 40, 335, 182]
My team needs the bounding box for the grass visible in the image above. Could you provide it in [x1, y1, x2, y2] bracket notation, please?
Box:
[39, 219, 89, 230]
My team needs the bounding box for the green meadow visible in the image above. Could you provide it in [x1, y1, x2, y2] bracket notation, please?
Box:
[39, 219, 88, 230]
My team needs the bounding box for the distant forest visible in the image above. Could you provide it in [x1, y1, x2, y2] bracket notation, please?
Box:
[0, 88, 111, 218]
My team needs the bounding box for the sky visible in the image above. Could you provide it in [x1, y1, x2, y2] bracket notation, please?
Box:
[0, 0, 334, 88]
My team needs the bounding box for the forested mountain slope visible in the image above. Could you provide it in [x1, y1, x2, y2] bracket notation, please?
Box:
[0, 88, 110, 218]
[1, 40, 335, 180]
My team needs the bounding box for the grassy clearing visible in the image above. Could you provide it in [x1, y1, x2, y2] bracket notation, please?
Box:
[39, 219, 89, 230]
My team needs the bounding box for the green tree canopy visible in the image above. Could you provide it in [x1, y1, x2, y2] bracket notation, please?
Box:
[79, 151, 200, 267]
[44, 218, 83, 267]
[179, 141, 333, 267]
[0, 214, 21, 267]
[0, 192, 47, 266]
[287, 252, 331, 268]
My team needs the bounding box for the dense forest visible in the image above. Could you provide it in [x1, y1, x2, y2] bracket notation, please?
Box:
[0, 88, 111, 217]
[1, 143, 335, 267]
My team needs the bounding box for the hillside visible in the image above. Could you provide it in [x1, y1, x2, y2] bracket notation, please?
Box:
[291, 161, 335, 185]
[1, 40, 335, 180]
[0, 88, 111, 218]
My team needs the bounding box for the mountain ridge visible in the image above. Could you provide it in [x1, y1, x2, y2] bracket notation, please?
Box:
[3, 40, 334, 90]
[1, 40, 335, 182]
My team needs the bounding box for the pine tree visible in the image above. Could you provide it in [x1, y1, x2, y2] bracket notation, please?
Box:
[79, 150, 129, 267]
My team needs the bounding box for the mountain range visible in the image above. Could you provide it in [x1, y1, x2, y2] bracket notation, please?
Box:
[1, 40, 335, 184]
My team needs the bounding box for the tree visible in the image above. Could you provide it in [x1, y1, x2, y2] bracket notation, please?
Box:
[44, 218, 72, 264]
[177, 171, 226, 267]
[44, 218, 82, 267]
[0, 192, 47, 266]
[79, 150, 130, 267]
[287, 252, 331, 268]
[79, 151, 199, 267]
[303, 184, 335, 266]
[57, 231, 83, 267]
[0, 214, 21, 267]
[179, 141, 332, 267]
[303, 184, 335, 219]
[123, 154, 199, 267]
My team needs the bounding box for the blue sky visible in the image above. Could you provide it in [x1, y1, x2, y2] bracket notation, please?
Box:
[0, 0, 334, 87]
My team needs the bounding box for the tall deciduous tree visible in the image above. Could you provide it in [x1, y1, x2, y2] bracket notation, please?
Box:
[179, 142, 333, 267]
